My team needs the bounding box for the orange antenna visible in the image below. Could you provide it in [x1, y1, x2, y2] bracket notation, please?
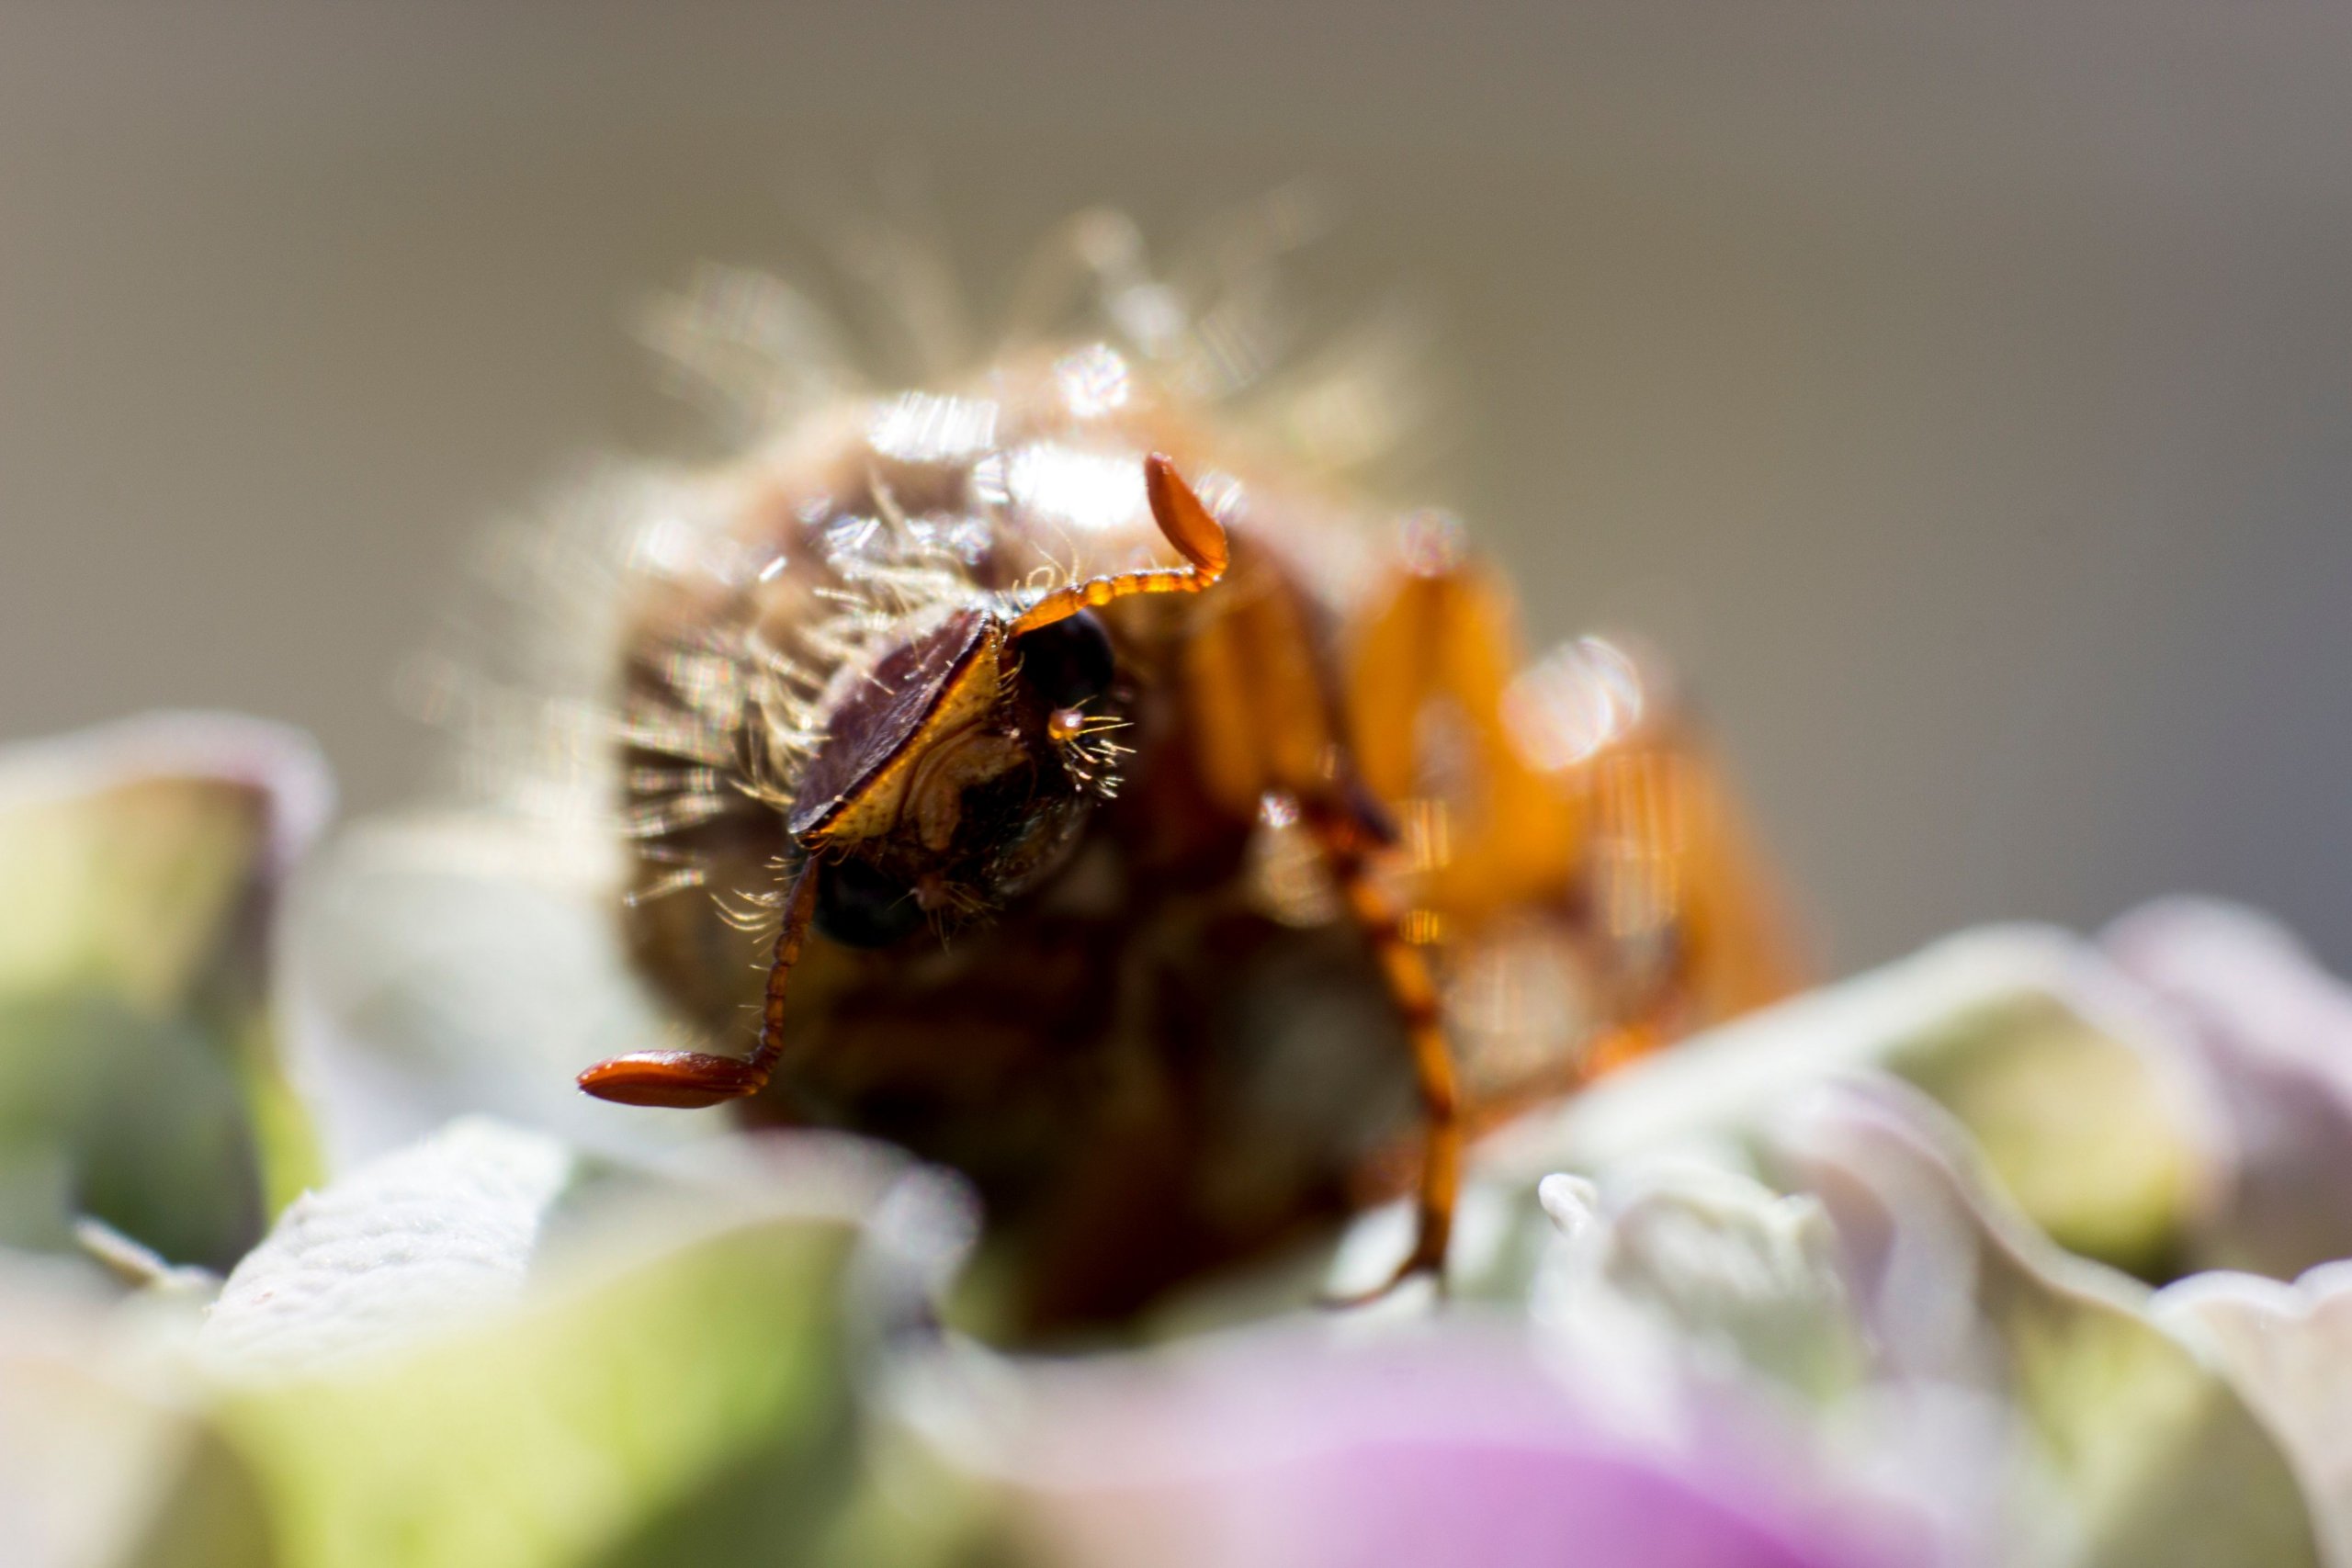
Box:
[578, 858, 820, 1108]
[1009, 454, 1231, 636]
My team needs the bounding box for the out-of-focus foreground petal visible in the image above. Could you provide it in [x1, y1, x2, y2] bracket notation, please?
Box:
[2154, 1264, 2352, 1568]
[20, 892, 2349, 1567]
[280, 812, 718, 1173]
[1317, 923, 2320, 1568]
[195, 1116, 573, 1378]
[888, 1325, 1920, 1568]
[2104, 897, 2352, 1278]
[1519, 1165, 1871, 1433]
[1465, 924, 2228, 1286]
[145, 1117, 967, 1568]
[0, 711, 331, 1271]
[1781, 1085, 2320, 1568]
[0, 1252, 209, 1568]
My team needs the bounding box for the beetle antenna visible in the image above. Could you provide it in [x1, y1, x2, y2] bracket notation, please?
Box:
[1007, 455, 1230, 636]
[577, 858, 820, 1108]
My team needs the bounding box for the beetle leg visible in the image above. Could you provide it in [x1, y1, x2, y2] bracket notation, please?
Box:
[1573, 713, 1804, 1043]
[1179, 547, 1345, 821]
[1302, 795, 1461, 1303]
[1179, 539, 1466, 1298]
[1350, 533, 1804, 1058]
[579, 858, 820, 1108]
[1343, 551, 1578, 933]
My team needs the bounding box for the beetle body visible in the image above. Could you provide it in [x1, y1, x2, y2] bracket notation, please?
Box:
[580, 261, 1799, 1332]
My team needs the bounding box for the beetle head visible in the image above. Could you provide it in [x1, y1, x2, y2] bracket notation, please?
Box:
[782, 454, 1226, 949]
[785, 604, 1102, 945]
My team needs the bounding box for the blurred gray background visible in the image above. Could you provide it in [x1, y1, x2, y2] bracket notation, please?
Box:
[5, 2, 2350, 974]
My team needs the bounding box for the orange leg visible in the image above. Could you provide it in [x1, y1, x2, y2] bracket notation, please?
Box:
[1350, 538, 1805, 1071]
[1342, 553, 1578, 928]
[1574, 717, 1806, 1041]
[1330, 543, 1804, 1288]
[1304, 796, 1462, 1303]
[1178, 539, 1467, 1300]
[578, 859, 819, 1107]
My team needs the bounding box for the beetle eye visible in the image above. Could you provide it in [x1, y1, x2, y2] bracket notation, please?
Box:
[813, 858, 923, 948]
[1016, 609, 1115, 707]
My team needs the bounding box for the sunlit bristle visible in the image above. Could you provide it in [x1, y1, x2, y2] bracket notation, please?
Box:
[1050, 703, 1134, 800]
[628, 764, 721, 796]
[622, 864, 707, 907]
[623, 793, 729, 840]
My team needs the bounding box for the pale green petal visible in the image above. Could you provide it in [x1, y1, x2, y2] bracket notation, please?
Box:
[197, 1119, 574, 1380]
[0, 714, 330, 1269]
[137, 1120, 963, 1568]
[204, 1221, 858, 1568]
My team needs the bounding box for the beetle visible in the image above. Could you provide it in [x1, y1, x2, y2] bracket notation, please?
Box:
[573, 322, 1797, 1330]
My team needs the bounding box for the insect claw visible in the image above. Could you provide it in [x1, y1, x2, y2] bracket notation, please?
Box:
[1316, 1242, 1452, 1311]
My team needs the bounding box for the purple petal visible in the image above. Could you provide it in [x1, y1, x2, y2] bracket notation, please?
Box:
[981, 1330, 1918, 1568]
[2105, 897, 2352, 1275]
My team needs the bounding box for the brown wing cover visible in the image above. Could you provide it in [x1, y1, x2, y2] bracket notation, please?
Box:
[788, 608, 995, 840]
